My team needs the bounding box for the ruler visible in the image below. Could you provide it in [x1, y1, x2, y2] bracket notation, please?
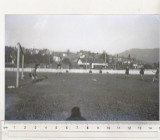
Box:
[1, 121, 160, 140]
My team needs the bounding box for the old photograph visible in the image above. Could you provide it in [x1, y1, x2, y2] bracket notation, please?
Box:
[5, 15, 159, 120]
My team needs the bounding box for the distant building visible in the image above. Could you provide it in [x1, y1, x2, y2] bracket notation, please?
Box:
[77, 58, 90, 69]
[53, 56, 61, 63]
[117, 57, 122, 62]
[63, 53, 67, 57]
[30, 49, 40, 55]
[137, 64, 144, 69]
[77, 56, 109, 69]
[80, 54, 85, 59]
[92, 58, 108, 69]
[123, 60, 131, 64]
[133, 63, 138, 69]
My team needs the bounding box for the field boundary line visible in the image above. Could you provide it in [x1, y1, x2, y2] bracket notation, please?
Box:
[5, 68, 156, 75]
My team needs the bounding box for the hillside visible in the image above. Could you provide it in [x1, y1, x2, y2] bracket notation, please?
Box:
[118, 48, 159, 64]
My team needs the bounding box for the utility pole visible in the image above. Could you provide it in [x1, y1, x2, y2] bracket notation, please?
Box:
[86, 55, 87, 69]
[115, 55, 118, 70]
[105, 52, 106, 69]
[49, 56, 50, 65]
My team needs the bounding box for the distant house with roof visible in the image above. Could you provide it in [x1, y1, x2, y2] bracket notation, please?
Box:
[92, 58, 108, 69]
[77, 57, 92, 69]
[77, 56, 108, 69]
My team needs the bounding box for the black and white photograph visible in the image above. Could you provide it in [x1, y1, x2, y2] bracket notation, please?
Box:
[5, 15, 159, 121]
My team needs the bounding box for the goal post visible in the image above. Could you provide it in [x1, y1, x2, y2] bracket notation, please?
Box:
[16, 42, 24, 88]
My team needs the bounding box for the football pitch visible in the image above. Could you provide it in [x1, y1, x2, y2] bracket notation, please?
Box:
[5, 71, 159, 121]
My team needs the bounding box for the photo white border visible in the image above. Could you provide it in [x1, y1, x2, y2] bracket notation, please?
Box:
[0, 0, 160, 122]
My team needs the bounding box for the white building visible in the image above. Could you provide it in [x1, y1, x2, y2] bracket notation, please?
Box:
[77, 59, 90, 66]
[53, 56, 61, 62]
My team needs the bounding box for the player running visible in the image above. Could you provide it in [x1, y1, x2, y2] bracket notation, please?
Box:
[125, 66, 129, 78]
[140, 65, 145, 80]
[153, 67, 159, 82]
[29, 64, 40, 79]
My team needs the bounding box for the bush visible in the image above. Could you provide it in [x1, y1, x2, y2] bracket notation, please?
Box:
[144, 64, 153, 69]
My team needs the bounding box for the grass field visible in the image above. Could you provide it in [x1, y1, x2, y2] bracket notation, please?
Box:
[5, 71, 159, 121]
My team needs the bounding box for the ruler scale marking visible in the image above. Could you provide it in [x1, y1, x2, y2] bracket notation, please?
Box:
[1, 121, 160, 139]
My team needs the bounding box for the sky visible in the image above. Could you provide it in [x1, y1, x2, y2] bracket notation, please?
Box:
[5, 15, 160, 55]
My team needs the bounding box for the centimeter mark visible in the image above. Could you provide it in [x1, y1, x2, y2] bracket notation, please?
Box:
[1, 121, 160, 131]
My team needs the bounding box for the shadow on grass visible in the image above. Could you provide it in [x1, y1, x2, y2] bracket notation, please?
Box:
[116, 75, 154, 83]
[32, 75, 48, 84]
[66, 107, 86, 121]
[19, 75, 48, 87]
